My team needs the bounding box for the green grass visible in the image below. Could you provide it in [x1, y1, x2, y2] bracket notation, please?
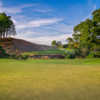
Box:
[0, 59, 100, 100]
[22, 49, 66, 56]
[35, 49, 65, 55]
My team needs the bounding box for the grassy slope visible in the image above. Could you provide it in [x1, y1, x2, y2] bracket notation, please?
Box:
[0, 59, 100, 100]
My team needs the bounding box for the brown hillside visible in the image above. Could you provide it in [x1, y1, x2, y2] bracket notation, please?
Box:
[0, 38, 56, 55]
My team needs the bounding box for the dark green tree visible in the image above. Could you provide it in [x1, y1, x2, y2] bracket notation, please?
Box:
[92, 9, 100, 57]
[56, 41, 62, 48]
[0, 13, 16, 38]
[51, 40, 57, 46]
[74, 19, 93, 49]
[67, 37, 74, 49]
[67, 9, 100, 57]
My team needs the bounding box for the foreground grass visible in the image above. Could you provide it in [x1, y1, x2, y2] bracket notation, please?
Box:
[0, 59, 100, 100]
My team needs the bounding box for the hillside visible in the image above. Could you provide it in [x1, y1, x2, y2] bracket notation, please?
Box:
[0, 38, 56, 55]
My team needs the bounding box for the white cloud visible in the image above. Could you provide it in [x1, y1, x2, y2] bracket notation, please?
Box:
[0, 1, 33, 14]
[0, 0, 51, 14]
[16, 34, 72, 45]
[33, 9, 51, 13]
[16, 18, 63, 29]
[47, 23, 73, 34]
[13, 17, 73, 45]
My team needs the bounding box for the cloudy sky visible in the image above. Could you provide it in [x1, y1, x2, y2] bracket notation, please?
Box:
[0, 0, 99, 45]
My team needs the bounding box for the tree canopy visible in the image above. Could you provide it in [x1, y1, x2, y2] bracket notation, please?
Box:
[67, 9, 100, 58]
[0, 13, 16, 38]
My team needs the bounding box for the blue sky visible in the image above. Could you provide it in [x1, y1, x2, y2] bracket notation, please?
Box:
[0, 0, 99, 45]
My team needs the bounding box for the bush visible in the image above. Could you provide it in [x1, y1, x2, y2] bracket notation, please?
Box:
[65, 49, 76, 59]
[21, 55, 29, 60]
[0, 46, 9, 58]
[94, 51, 100, 58]
[87, 52, 95, 58]
[9, 54, 29, 60]
[80, 48, 89, 58]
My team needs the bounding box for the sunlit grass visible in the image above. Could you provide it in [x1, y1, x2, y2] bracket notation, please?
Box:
[0, 59, 100, 100]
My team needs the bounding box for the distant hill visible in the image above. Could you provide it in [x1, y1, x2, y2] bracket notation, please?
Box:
[0, 38, 56, 55]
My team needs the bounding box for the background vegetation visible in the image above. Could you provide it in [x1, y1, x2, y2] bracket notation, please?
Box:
[52, 9, 100, 59]
[0, 9, 100, 59]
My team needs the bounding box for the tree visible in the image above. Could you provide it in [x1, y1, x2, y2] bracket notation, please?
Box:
[67, 37, 74, 49]
[0, 13, 16, 38]
[73, 19, 94, 57]
[56, 41, 62, 48]
[92, 9, 100, 44]
[92, 9, 100, 23]
[74, 19, 93, 49]
[51, 40, 63, 48]
[92, 9, 100, 57]
[72, 34, 80, 48]
[67, 8, 100, 58]
[51, 40, 57, 46]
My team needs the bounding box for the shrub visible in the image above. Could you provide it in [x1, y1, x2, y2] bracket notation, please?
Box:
[65, 49, 76, 59]
[0, 46, 9, 58]
[9, 54, 29, 60]
[80, 48, 89, 58]
[21, 55, 29, 60]
[87, 52, 95, 58]
[94, 51, 100, 58]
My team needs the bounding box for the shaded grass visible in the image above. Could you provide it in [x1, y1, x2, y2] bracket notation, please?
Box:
[0, 59, 100, 100]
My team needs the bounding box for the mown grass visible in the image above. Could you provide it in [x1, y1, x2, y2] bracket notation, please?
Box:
[0, 58, 100, 65]
[22, 49, 66, 55]
[0, 59, 100, 100]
